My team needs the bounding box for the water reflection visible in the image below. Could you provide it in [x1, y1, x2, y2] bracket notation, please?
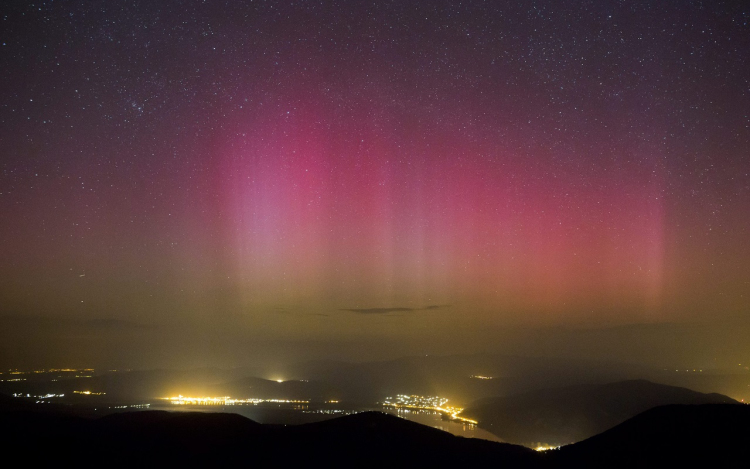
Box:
[383, 408, 503, 443]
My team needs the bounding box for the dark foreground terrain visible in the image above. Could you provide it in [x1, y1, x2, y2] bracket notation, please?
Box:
[551, 404, 750, 468]
[1, 402, 747, 468]
[463, 379, 738, 446]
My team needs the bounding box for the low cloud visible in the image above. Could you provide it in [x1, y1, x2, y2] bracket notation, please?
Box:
[341, 307, 414, 314]
[341, 305, 450, 315]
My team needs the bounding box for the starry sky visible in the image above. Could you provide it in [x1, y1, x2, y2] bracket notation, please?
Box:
[1, 0, 749, 368]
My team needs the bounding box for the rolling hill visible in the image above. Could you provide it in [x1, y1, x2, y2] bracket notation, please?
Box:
[461, 379, 737, 446]
[549, 404, 750, 468]
[0, 409, 540, 467]
[2, 403, 747, 467]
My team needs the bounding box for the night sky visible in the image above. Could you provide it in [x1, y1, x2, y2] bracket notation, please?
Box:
[1, 1, 748, 368]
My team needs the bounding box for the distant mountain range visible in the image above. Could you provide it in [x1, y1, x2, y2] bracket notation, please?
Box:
[287, 353, 750, 405]
[5, 353, 746, 406]
[462, 379, 738, 446]
[285, 353, 660, 403]
[1, 403, 747, 467]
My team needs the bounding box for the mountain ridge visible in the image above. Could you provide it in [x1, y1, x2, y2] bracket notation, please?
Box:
[462, 379, 738, 446]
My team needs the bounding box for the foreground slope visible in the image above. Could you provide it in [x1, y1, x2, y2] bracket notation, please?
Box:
[2, 404, 748, 467]
[549, 404, 750, 468]
[462, 379, 737, 446]
[0, 409, 540, 468]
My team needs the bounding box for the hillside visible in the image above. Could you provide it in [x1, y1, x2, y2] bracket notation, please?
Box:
[549, 404, 750, 468]
[462, 379, 737, 446]
[0, 409, 540, 467]
[3, 404, 748, 467]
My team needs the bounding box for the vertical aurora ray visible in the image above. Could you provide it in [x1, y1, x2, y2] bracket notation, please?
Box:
[1, 0, 748, 369]
[205, 87, 672, 323]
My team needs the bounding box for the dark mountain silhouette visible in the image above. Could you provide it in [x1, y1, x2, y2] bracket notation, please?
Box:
[549, 404, 750, 468]
[462, 379, 737, 446]
[281, 411, 540, 467]
[2, 404, 748, 467]
[0, 409, 540, 467]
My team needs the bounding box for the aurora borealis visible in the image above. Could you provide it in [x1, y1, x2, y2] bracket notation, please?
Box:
[1, 1, 748, 368]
